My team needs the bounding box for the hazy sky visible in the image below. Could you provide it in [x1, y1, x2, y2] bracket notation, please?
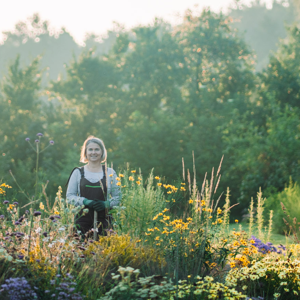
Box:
[0, 0, 272, 45]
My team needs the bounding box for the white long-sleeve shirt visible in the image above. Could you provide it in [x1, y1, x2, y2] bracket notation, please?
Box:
[66, 166, 121, 208]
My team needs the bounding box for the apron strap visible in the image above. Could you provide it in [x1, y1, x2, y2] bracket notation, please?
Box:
[65, 167, 83, 187]
[79, 166, 85, 179]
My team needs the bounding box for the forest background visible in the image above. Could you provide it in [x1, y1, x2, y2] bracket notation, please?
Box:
[1, 0, 300, 230]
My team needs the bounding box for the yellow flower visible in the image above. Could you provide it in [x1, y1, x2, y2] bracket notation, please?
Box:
[122, 185, 126, 188]
[129, 176, 134, 181]
[167, 191, 172, 194]
[54, 211, 60, 215]
[235, 219, 239, 223]
[155, 176, 160, 180]
[157, 183, 162, 187]
[119, 174, 124, 177]
[131, 170, 136, 173]
[189, 199, 193, 204]
[136, 181, 141, 185]
[116, 182, 121, 186]
[274, 293, 280, 299]
[181, 183, 185, 185]
[109, 174, 113, 177]
[8, 204, 15, 210]
[116, 177, 120, 181]
[39, 202, 45, 210]
[180, 187, 186, 191]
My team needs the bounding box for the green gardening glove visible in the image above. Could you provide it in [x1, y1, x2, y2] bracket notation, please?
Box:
[93, 200, 110, 212]
[83, 199, 109, 212]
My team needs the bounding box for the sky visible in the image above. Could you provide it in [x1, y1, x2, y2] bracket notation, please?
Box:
[0, 0, 273, 45]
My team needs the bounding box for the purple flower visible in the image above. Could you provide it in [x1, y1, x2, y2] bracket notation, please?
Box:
[36, 133, 43, 137]
[14, 221, 21, 225]
[1, 277, 38, 299]
[49, 215, 55, 220]
[3, 200, 9, 205]
[43, 232, 48, 237]
[36, 259, 40, 263]
[33, 211, 41, 217]
[0, 215, 4, 219]
[25, 210, 29, 214]
[13, 201, 18, 206]
[18, 255, 24, 259]
[35, 139, 40, 143]
[50, 140, 55, 145]
[25, 137, 30, 141]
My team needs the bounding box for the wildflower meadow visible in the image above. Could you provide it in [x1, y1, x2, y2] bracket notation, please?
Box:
[0, 137, 299, 300]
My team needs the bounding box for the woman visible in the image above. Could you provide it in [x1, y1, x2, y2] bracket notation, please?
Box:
[66, 136, 121, 237]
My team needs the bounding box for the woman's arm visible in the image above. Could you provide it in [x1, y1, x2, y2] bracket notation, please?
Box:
[66, 169, 85, 207]
[107, 168, 121, 208]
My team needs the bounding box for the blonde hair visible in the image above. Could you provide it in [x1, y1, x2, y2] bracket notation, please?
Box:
[80, 136, 107, 163]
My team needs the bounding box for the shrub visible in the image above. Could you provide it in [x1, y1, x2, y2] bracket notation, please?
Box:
[265, 179, 300, 234]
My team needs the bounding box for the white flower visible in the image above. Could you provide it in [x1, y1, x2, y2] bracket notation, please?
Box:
[48, 243, 53, 248]
[35, 227, 41, 234]
[58, 238, 65, 244]
[58, 227, 65, 231]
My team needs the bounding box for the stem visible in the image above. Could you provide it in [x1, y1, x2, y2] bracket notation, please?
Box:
[35, 142, 39, 201]
[9, 170, 31, 202]
[27, 210, 33, 258]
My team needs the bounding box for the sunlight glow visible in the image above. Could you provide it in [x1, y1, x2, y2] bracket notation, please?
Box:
[0, 0, 274, 45]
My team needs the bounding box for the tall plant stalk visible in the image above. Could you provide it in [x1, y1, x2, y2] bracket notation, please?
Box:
[35, 140, 39, 200]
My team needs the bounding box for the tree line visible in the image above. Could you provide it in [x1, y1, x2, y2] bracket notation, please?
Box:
[0, 5, 300, 218]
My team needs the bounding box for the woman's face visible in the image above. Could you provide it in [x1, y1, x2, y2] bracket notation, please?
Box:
[86, 142, 102, 163]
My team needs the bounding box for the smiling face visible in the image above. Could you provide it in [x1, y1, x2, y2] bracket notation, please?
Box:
[86, 142, 102, 163]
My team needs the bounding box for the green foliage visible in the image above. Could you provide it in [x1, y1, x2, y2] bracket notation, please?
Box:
[112, 169, 167, 238]
[265, 179, 300, 235]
